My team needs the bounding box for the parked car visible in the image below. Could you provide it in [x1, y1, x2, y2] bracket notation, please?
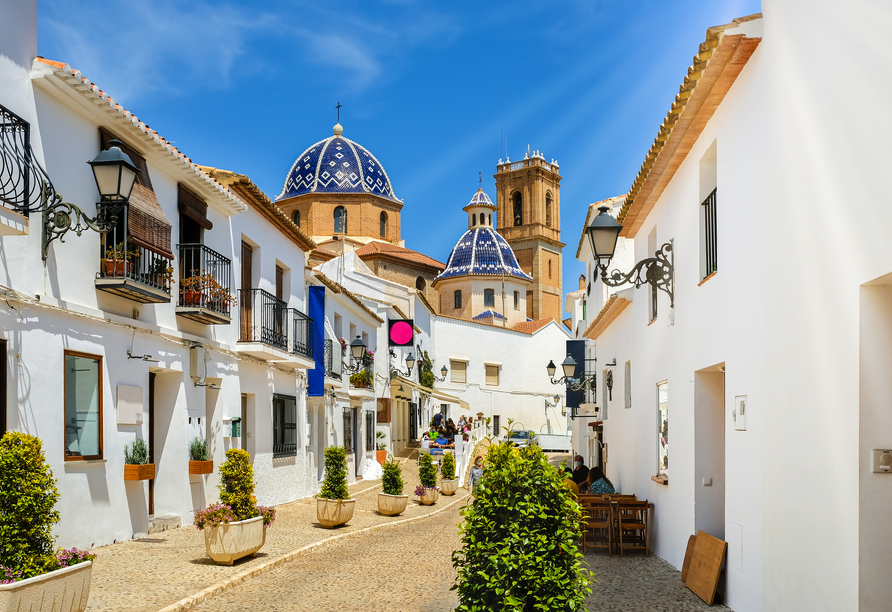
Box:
[503, 430, 538, 448]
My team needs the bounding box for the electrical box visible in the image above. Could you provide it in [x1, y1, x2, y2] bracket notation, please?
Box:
[116, 385, 143, 425]
[231, 417, 242, 438]
[872, 449, 892, 473]
[190, 345, 208, 382]
[733, 395, 747, 431]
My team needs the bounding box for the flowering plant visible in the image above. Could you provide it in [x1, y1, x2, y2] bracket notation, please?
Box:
[414, 485, 439, 496]
[0, 566, 23, 584]
[193, 503, 237, 529]
[257, 505, 276, 527]
[338, 338, 347, 354]
[56, 548, 96, 568]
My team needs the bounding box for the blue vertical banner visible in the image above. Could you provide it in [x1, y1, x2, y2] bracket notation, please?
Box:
[308, 285, 325, 397]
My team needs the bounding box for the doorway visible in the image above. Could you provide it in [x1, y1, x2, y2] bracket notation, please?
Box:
[353, 406, 360, 477]
[409, 402, 418, 441]
[694, 364, 726, 540]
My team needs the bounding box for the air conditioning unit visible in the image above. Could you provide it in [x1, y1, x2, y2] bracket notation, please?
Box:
[190, 345, 209, 383]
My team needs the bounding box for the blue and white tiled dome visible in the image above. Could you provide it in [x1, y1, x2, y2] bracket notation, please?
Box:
[277, 124, 399, 202]
[437, 226, 533, 281]
[466, 189, 496, 209]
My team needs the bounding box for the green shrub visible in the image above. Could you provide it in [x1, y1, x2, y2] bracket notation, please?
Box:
[451, 443, 593, 611]
[0, 432, 61, 578]
[124, 438, 149, 465]
[218, 449, 257, 521]
[382, 457, 404, 495]
[441, 451, 456, 480]
[319, 446, 349, 500]
[419, 452, 438, 488]
[188, 437, 209, 461]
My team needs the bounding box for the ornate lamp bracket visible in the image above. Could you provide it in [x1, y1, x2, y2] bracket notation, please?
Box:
[41, 190, 123, 261]
[600, 241, 674, 307]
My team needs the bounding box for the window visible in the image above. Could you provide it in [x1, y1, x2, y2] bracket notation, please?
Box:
[657, 382, 668, 477]
[334, 206, 347, 234]
[485, 364, 500, 386]
[450, 360, 467, 384]
[484, 288, 495, 307]
[273, 394, 297, 458]
[493, 414, 500, 436]
[292, 210, 300, 228]
[380, 211, 388, 238]
[440, 404, 448, 420]
[488, 214, 492, 226]
[454, 290, 462, 309]
[548, 259, 552, 279]
[513, 291, 519, 310]
[275, 265, 284, 301]
[472, 213, 477, 226]
[64, 351, 102, 461]
[416, 276, 426, 291]
[546, 193, 553, 227]
[624, 361, 632, 409]
[513, 192, 523, 226]
[343, 408, 354, 453]
[365, 410, 375, 452]
[700, 140, 718, 279]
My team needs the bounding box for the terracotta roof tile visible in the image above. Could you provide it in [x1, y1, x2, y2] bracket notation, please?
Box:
[582, 294, 632, 340]
[355, 241, 445, 270]
[510, 319, 553, 334]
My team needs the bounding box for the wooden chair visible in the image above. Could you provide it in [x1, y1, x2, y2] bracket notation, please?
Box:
[580, 499, 612, 554]
[616, 500, 649, 556]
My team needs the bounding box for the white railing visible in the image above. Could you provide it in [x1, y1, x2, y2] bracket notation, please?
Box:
[455, 420, 487, 487]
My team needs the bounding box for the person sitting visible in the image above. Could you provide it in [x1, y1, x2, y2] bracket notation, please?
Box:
[572, 455, 590, 485]
[435, 435, 454, 449]
[444, 422, 457, 441]
[580, 466, 615, 495]
[420, 432, 431, 451]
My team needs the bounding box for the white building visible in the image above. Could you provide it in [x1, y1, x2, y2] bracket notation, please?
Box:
[570, 4, 892, 610]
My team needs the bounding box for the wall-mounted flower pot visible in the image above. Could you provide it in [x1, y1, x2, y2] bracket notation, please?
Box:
[189, 460, 213, 475]
[316, 498, 356, 528]
[440, 478, 459, 496]
[419, 488, 440, 506]
[124, 463, 155, 481]
[377, 493, 409, 516]
[102, 259, 132, 277]
[0, 560, 92, 612]
[376, 450, 387, 466]
[204, 516, 266, 566]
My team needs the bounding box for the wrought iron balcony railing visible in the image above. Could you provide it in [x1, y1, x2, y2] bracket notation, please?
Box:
[177, 243, 233, 318]
[238, 289, 288, 350]
[290, 308, 313, 359]
[96, 214, 172, 302]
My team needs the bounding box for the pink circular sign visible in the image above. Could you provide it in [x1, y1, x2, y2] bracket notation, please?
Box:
[390, 321, 413, 345]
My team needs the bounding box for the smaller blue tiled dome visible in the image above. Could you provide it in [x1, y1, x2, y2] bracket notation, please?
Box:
[437, 226, 533, 282]
[473, 309, 507, 321]
[466, 189, 496, 209]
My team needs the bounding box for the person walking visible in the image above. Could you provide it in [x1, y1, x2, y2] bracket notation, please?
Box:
[433, 412, 444, 428]
[468, 456, 484, 494]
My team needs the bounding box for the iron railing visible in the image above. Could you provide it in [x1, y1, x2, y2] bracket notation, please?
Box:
[178, 243, 232, 315]
[290, 308, 313, 358]
[98, 211, 172, 295]
[238, 289, 287, 350]
[702, 187, 717, 277]
[324, 339, 343, 379]
[0, 103, 45, 216]
[272, 394, 297, 459]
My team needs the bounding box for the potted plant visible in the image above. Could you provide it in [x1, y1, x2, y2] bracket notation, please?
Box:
[123, 438, 154, 481]
[101, 242, 139, 277]
[415, 453, 439, 505]
[350, 370, 370, 389]
[440, 451, 459, 495]
[180, 270, 206, 307]
[197, 449, 275, 565]
[0, 432, 95, 612]
[316, 446, 355, 528]
[148, 258, 175, 289]
[375, 431, 387, 466]
[188, 437, 213, 475]
[377, 457, 408, 516]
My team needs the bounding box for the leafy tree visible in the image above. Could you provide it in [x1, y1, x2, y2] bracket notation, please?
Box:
[419, 452, 438, 488]
[218, 449, 258, 521]
[382, 457, 404, 495]
[319, 445, 350, 500]
[452, 443, 593, 611]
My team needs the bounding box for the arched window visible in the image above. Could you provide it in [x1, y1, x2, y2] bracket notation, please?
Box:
[415, 276, 426, 291]
[484, 288, 495, 307]
[379, 211, 388, 238]
[545, 193, 553, 227]
[548, 259, 552, 279]
[513, 192, 523, 226]
[292, 210, 300, 228]
[472, 213, 477, 226]
[488, 214, 492, 226]
[334, 206, 347, 234]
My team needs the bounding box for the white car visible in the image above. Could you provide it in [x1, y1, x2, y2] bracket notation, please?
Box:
[503, 430, 538, 448]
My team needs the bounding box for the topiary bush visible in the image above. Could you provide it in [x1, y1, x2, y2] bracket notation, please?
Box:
[218, 449, 257, 521]
[382, 457, 404, 495]
[188, 437, 209, 461]
[319, 445, 349, 500]
[124, 437, 149, 464]
[441, 451, 456, 480]
[0, 432, 61, 578]
[419, 452, 438, 488]
[451, 443, 594, 611]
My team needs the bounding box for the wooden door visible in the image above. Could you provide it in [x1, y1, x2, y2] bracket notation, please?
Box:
[240, 242, 253, 341]
[148, 372, 155, 515]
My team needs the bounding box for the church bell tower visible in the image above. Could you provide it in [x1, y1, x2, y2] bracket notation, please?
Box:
[494, 150, 564, 322]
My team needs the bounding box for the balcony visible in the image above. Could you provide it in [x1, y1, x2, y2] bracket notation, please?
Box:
[236, 288, 314, 369]
[176, 243, 232, 325]
[324, 338, 343, 386]
[348, 365, 375, 399]
[95, 240, 172, 304]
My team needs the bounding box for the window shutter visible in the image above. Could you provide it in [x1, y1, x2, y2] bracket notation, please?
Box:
[451, 360, 466, 384]
[485, 365, 499, 386]
[178, 184, 213, 230]
[276, 266, 284, 301]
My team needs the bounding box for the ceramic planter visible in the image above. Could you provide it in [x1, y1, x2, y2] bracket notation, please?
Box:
[376, 450, 387, 466]
[124, 463, 155, 480]
[182, 290, 204, 306]
[189, 460, 213, 475]
[0, 561, 92, 612]
[204, 516, 266, 566]
[419, 488, 440, 506]
[377, 493, 409, 516]
[102, 259, 132, 277]
[316, 498, 356, 528]
[440, 478, 459, 496]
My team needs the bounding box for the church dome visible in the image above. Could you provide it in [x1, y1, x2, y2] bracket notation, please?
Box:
[437, 226, 533, 282]
[277, 125, 399, 202]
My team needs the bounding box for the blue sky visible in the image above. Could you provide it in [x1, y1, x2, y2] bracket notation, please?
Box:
[38, 0, 760, 316]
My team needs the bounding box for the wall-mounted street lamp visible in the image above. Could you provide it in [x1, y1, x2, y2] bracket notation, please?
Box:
[546, 354, 597, 392]
[343, 335, 369, 374]
[585, 205, 674, 307]
[432, 365, 448, 382]
[389, 349, 416, 378]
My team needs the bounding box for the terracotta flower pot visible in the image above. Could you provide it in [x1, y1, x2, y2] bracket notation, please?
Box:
[102, 259, 132, 277]
[377, 493, 409, 516]
[440, 478, 459, 496]
[124, 464, 155, 480]
[182, 291, 203, 307]
[204, 516, 266, 566]
[189, 460, 213, 475]
[316, 498, 356, 528]
[376, 450, 387, 466]
[419, 488, 440, 506]
[0, 561, 93, 612]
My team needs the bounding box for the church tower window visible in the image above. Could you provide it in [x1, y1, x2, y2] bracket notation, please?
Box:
[292, 210, 300, 228]
[513, 192, 523, 226]
[484, 288, 495, 307]
[548, 259, 552, 279]
[546, 193, 553, 227]
[380, 211, 388, 238]
[514, 291, 520, 310]
[454, 290, 462, 309]
[416, 276, 426, 291]
[334, 206, 347, 234]
[472, 213, 477, 226]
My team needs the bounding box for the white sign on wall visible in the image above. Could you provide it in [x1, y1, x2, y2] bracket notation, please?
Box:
[116, 385, 143, 425]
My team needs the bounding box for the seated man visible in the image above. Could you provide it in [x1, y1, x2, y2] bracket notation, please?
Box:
[435, 436, 454, 449]
[572, 455, 590, 485]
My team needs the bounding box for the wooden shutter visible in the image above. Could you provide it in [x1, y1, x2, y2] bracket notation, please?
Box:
[276, 266, 284, 301]
[178, 184, 213, 230]
[450, 360, 466, 384]
[485, 365, 499, 386]
[240, 242, 253, 341]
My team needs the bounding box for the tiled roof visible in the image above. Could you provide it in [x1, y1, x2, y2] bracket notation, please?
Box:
[435, 313, 538, 335]
[31, 58, 246, 215]
[583, 294, 632, 340]
[436, 227, 533, 282]
[313, 271, 384, 324]
[575, 195, 626, 259]
[616, 14, 762, 237]
[472, 309, 507, 321]
[510, 319, 552, 334]
[463, 188, 497, 211]
[355, 241, 445, 271]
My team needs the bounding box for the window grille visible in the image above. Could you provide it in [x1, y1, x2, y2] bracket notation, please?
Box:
[273, 394, 297, 458]
[343, 408, 354, 453]
[702, 188, 717, 277]
[365, 411, 375, 451]
[454, 290, 462, 309]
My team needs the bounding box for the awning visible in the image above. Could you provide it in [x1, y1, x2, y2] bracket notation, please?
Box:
[178, 184, 213, 230]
